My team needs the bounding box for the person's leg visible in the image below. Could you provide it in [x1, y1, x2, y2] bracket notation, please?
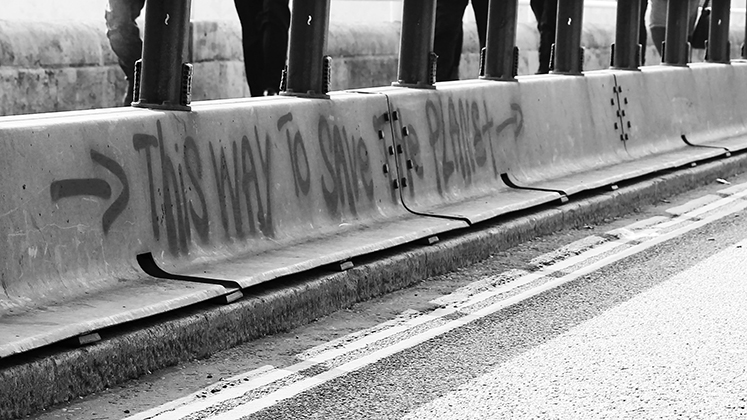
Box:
[105, 0, 145, 105]
[530, 0, 544, 46]
[258, 0, 290, 95]
[235, 0, 264, 97]
[470, 0, 489, 78]
[649, 0, 666, 57]
[434, 0, 469, 81]
[448, 28, 464, 80]
[639, 0, 648, 65]
[531, 0, 556, 74]
[471, 0, 489, 49]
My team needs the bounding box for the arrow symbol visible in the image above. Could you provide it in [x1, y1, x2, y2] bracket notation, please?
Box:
[50, 150, 129, 234]
[50, 179, 111, 201]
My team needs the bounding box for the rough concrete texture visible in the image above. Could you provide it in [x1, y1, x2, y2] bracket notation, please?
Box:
[6, 19, 740, 117]
[0, 65, 125, 114]
[190, 60, 250, 100]
[0, 20, 113, 67]
[2, 152, 747, 420]
[191, 21, 244, 62]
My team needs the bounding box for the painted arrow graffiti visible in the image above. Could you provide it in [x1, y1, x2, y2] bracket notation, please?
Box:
[50, 150, 130, 234]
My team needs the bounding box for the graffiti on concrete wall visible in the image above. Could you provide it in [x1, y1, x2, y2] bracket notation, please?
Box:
[317, 114, 376, 219]
[284, 111, 382, 220]
[130, 119, 277, 257]
[50, 150, 130, 235]
[127, 111, 382, 258]
[133, 121, 213, 257]
[392, 96, 523, 199]
[48, 98, 528, 261]
[208, 128, 273, 243]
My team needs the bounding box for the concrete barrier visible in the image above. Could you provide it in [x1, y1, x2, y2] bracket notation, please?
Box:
[362, 63, 747, 223]
[500, 72, 633, 195]
[0, 93, 467, 358]
[490, 66, 747, 197]
[3, 58, 747, 359]
[137, 93, 466, 285]
[686, 62, 747, 152]
[614, 65, 747, 172]
[0, 107, 243, 357]
[363, 82, 562, 224]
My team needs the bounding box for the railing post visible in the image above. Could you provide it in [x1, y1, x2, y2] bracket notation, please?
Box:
[394, 0, 437, 88]
[132, 0, 192, 111]
[707, 0, 731, 63]
[552, 0, 585, 75]
[480, 0, 519, 81]
[662, 0, 691, 66]
[283, 0, 332, 98]
[612, 0, 642, 70]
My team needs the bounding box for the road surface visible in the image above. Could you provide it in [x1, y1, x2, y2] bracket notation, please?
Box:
[31, 176, 747, 420]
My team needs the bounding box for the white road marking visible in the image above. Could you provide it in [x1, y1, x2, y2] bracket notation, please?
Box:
[126, 182, 747, 420]
[665, 194, 721, 215]
[213, 192, 747, 419]
[404, 243, 747, 419]
[125, 366, 292, 420]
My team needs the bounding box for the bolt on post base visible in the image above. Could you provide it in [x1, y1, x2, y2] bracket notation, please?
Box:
[393, 51, 437, 89]
[133, 62, 193, 111]
[282, 56, 332, 99]
[480, 47, 520, 81]
[610, 43, 643, 71]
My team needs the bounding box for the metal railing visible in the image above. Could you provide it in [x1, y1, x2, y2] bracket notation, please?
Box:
[132, 0, 747, 110]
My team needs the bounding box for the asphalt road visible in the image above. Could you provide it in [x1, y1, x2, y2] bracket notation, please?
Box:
[31, 178, 747, 420]
[233, 193, 747, 419]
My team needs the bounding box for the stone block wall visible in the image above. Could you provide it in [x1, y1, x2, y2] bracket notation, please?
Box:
[0, 18, 740, 116]
[0, 20, 124, 115]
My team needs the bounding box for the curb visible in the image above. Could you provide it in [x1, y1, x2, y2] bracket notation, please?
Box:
[3, 153, 747, 419]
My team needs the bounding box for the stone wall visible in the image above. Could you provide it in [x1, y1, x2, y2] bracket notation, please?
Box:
[0, 19, 740, 116]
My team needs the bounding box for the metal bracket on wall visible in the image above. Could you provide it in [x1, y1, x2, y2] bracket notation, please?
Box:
[611, 76, 632, 142]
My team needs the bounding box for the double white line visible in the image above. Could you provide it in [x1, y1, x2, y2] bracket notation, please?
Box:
[129, 183, 747, 420]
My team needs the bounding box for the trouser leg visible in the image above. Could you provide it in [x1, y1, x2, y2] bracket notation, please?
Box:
[259, 0, 290, 95]
[471, 0, 489, 49]
[651, 26, 665, 56]
[639, 0, 648, 65]
[235, 0, 290, 97]
[434, 0, 469, 81]
[235, 0, 264, 97]
[105, 0, 145, 104]
[531, 0, 557, 74]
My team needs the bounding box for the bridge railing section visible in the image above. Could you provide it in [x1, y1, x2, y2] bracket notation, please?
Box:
[128, 0, 746, 103]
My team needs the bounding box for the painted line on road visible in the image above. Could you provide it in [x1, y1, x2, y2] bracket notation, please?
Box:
[211, 195, 747, 419]
[126, 182, 747, 420]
